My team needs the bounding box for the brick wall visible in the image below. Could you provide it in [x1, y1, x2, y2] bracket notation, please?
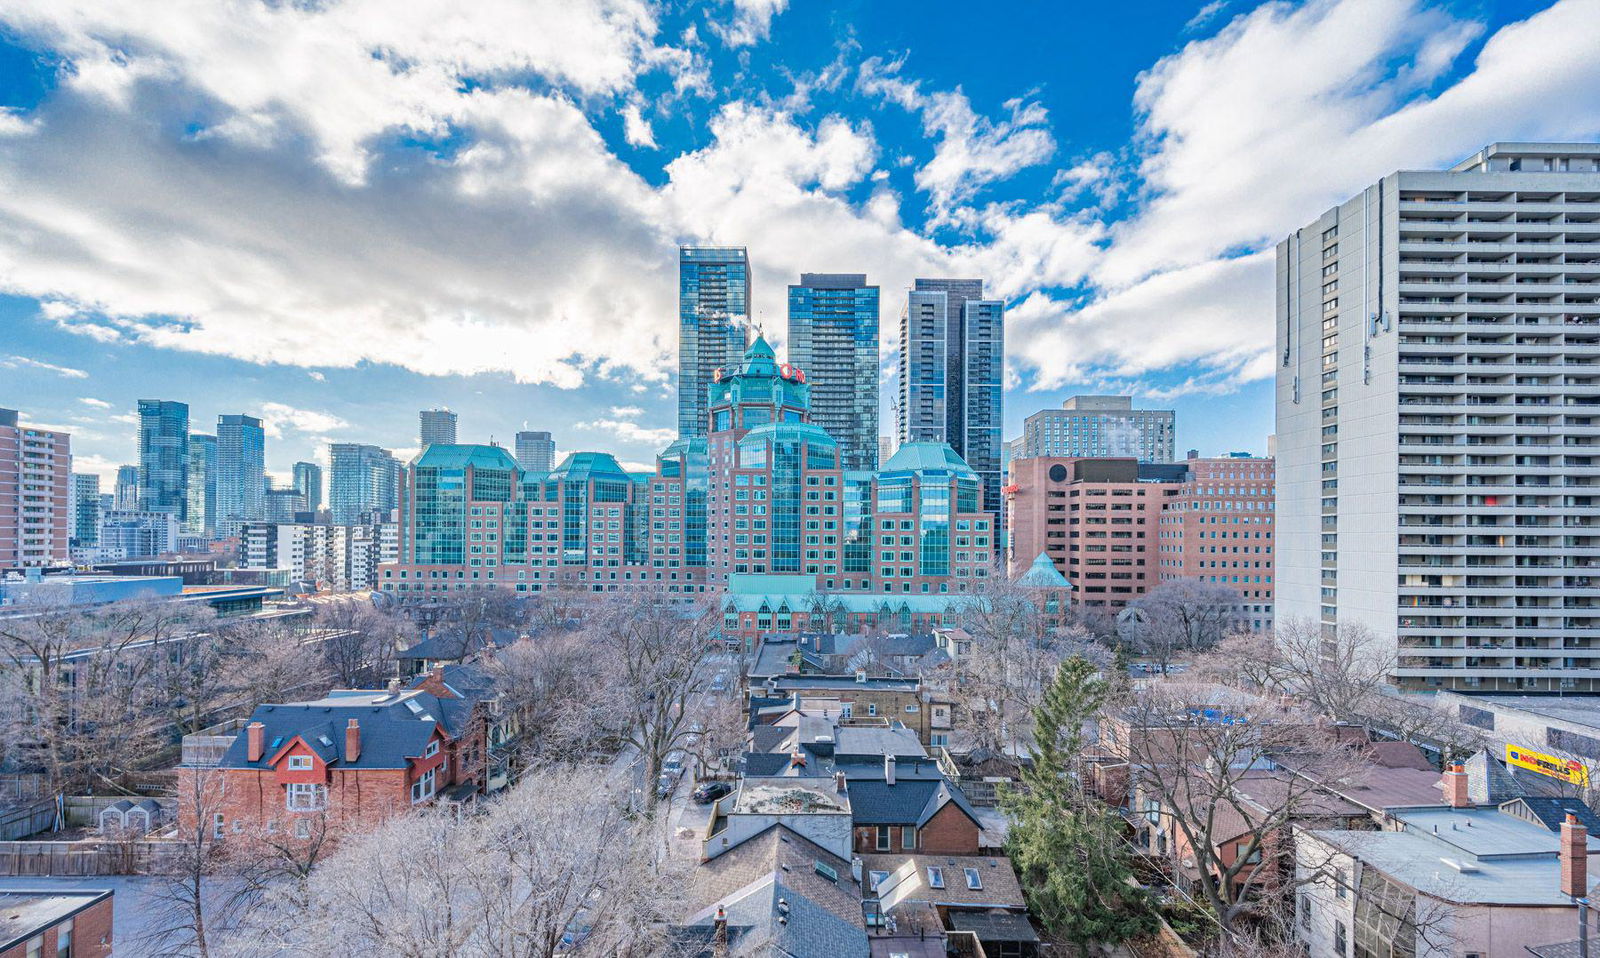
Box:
[0, 893, 113, 958]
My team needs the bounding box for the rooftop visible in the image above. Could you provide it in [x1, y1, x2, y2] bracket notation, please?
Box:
[880, 442, 975, 476]
[412, 444, 519, 471]
[0, 889, 111, 952]
[733, 777, 850, 816]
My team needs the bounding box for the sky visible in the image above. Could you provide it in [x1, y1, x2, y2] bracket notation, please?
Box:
[0, 0, 1598, 484]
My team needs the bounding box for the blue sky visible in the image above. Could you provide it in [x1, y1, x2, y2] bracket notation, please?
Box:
[0, 0, 1596, 482]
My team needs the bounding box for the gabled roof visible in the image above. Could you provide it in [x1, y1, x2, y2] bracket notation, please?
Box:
[846, 776, 980, 829]
[880, 442, 975, 476]
[399, 628, 516, 662]
[219, 689, 447, 771]
[1501, 795, 1600, 833]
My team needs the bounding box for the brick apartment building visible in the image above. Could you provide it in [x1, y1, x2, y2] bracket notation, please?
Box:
[1005, 453, 1274, 619]
[0, 408, 72, 571]
[181, 679, 492, 842]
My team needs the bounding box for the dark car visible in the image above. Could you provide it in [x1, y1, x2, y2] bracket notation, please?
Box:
[693, 781, 734, 804]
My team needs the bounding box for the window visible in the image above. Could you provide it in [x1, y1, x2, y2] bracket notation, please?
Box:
[927, 866, 945, 888]
[56, 918, 72, 958]
[1299, 894, 1311, 929]
[964, 867, 982, 890]
[25, 935, 40, 958]
[813, 860, 838, 881]
[411, 768, 437, 803]
[286, 783, 326, 811]
[1335, 868, 1349, 900]
[1334, 919, 1347, 954]
[294, 819, 311, 839]
[869, 870, 889, 892]
[901, 826, 916, 849]
[213, 813, 225, 839]
[875, 825, 891, 850]
[425, 740, 440, 759]
[287, 755, 313, 771]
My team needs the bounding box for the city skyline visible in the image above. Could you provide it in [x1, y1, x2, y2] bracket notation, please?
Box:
[4, 2, 1590, 482]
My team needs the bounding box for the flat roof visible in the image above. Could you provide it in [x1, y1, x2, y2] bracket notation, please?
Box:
[1309, 827, 1591, 906]
[1393, 806, 1600, 859]
[733, 777, 850, 816]
[0, 889, 111, 951]
[1453, 694, 1600, 730]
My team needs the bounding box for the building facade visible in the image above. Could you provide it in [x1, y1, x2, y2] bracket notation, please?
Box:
[896, 279, 1004, 543]
[70, 472, 100, 549]
[513, 431, 555, 473]
[678, 246, 751, 438]
[184, 433, 218, 538]
[0, 409, 71, 569]
[216, 415, 265, 529]
[136, 399, 188, 520]
[113, 464, 139, 512]
[1277, 142, 1600, 691]
[96, 510, 179, 560]
[328, 443, 400, 524]
[787, 273, 880, 471]
[419, 409, 457, 447]
[1157, 454, 1276, 632]
[292, 461, 322, 515]
[1018, 395, 1176, 462]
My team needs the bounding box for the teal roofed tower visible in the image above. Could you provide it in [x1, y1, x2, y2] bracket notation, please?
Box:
[412, 444, 520, 471]
[1017, 552, 1071, 589]
[546, 451, 631, 482]
[880, 441, 976, 476]
[707, 333, 810, 433]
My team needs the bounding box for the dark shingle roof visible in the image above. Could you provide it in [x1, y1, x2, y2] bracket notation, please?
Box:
[220, 690, 445, 771]
[1504, 796, 1600, 833]
[847, 777, 980, 829]
[400, 627, 516, 663]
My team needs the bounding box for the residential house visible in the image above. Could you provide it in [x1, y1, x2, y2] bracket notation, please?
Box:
[861, 853, 1038, 958]
[0, 889, 113, 958]
[845, 756, 983, 856]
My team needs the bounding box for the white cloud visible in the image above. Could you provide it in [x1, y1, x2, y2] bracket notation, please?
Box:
[1184, 0, 1230, 32]
[608, 405, 645, 418]
[709, 0, 788, 48]
[1, 354, 89, 378]
[258, 402, 349, 438]
[78, 397, 112, 408]
[574, 417, 675, 448]
[620, 101, 657, 149]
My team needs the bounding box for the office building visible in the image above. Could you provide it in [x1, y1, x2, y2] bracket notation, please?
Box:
[787, 273, 880, 470]
[678, 246, 751, 438]
[97, 510, 179, 560]
[263, 486, 304, 523]
[215, 415, 265, 528]
[1018, 396, 1176, 462]
[1277, 142, 1600, 691]
[0, 408, 71, 569]
[136, 400, 188, 519]
[114, 464, 139, 511]
[184, 433, 217, 538]
[71, 472, 100, 548]
[419, 408, 457, 447]
[1156, 454, 1275, 632]
[897, 279, 1005, 540]
[328, 443, 401, 524]
[292, 461, 322, 515]
[514, 431, 555, 473]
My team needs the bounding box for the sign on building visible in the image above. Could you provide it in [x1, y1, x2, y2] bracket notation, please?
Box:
[1506, 744, 1590, 786]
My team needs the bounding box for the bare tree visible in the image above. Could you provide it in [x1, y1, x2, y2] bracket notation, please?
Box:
[217, 618, 335, 708]
[148, 766, 259, 958]
[1128, 579, 1246, 675]
[227, 765, 686, 957]
[311, 599, 413, 687]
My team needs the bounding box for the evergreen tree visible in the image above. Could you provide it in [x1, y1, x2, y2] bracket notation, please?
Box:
[1003, 656, 1156, 953]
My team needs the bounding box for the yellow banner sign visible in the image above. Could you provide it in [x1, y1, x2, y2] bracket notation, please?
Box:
[1506, 744, 1590, 786]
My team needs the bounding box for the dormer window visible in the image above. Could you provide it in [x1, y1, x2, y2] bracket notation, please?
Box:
[287, 755, 313, 771]
[425, 741, 440, 759]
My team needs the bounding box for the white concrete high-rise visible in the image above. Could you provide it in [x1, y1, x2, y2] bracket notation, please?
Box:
[514, 431, 555, 473]
[1018, 396, 1176, 463]
[1276, 142, 1600, 693]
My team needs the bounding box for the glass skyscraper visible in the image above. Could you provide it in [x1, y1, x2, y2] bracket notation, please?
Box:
[678, 246, 751, 438]
[70, 473, 100, 547]
[787, 273, 880, 471]
[293, 461, 323, 514]
[217, 414, 265, 524]
[137, 399, 189, 519]
[419, 409, 457, 447]
[184, 433, 218, 537]
[329, 443, 401, 524]
[897, 279, 1004, 542]
[114, 464, 139, 511]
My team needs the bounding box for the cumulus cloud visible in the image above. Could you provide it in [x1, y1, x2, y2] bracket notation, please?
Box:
[620, 101, 658, 149]
[709, 0, 788, 48]
[258, 402, 349, 438]
[574, 416, 675, 448]
[78, 397, 112, 408]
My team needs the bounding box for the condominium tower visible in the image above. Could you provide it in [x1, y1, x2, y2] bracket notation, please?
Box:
[787, 273, 880, 470]
[419, 409, 457, 447]
[136, 400, 188, 519]
[514, 431, 555, 473]
[329, 443, 401, 524]
[292, 461, 323, 515]
[1276, 142, 1600, 692]
[0, 408, 71, 568]
[114, 464, 139, 511]
[216, 414, 265, 526]
[678, 246, 751, 437]
[898, 278, 1005, 538]
[1018, 396, 1176, 462]
[184, 433, 218, 538]
[70, 472, 100, 548]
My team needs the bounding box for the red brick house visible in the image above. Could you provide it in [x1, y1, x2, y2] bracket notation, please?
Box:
[180, 681, 489, 843]
[845, 758, 984, 855]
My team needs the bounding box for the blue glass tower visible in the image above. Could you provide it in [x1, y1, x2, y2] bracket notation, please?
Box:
[217, 414, 265, 523]
[185, 433, 218, 537]
[678, 246, 751, 438]
[137, 399, 189, 519]
[787, 273, 880, 471]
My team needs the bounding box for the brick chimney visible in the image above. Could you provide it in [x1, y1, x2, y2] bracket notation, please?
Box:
[1443, 762, 1470, 808]
[712, 905, 728, 957]
[835, 770, 847, 793]
[246, 722, 265, 762]
[1562, 813, 1588, 899]
[885, 753, 896, 786]
[345, 718, 362, 763]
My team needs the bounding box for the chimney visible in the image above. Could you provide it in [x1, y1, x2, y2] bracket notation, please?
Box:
[712, 905, 728, 957]
[885, 753, 896, 786]
[1443, 763, 1470, 808]
[835, 770, 847, 793]
[345, 718, 362, 763]
[1562, 813, 1589, 899]
[851, 857, 863, 882]
[246, 722, 265, 762]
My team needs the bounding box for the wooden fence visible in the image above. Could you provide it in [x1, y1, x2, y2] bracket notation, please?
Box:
[0, 801, 59, 841]
[0, 839, 182, 876]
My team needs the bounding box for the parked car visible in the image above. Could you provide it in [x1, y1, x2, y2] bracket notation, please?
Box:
[694, 780, 734, 804]
[709, 670, 729, 694]
[657, 752, 686, 798]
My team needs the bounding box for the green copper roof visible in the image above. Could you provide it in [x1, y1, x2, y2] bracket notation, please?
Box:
[1017, 552, 1071, 589]
[880, 442, 975, 476]
[546, 451, 630, 482]
[413, 444, 520, 471]
[735, 335, 779, 377]
[740, 421, 837, 447]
